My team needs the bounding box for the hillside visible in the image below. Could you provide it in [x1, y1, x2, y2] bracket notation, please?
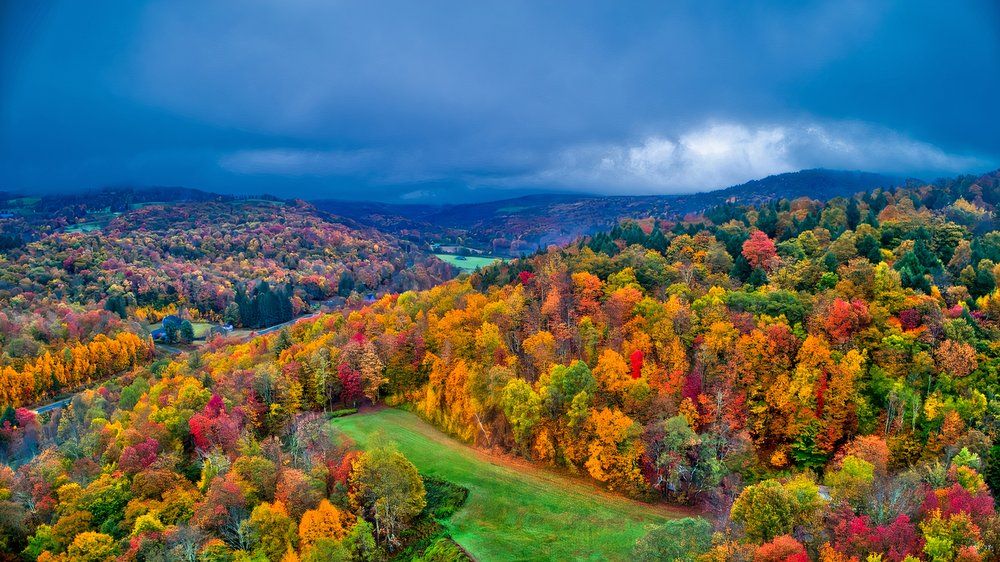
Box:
[334, 408, 687, 561]
[3, 170, 999, 560]
[316, 169, 906, 255]
[0, 197, 451, 409]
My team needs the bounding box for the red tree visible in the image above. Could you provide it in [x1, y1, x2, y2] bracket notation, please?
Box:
[834, 514, 922, 562]
[629, 350, 644, 380]
[337, 363, 363, 406]
[742, 230, 778, 271]
[754, 535, 808, 562]
[189, 394, 240, 454]
[119, 437, 160, 474]
[823, 299, 871, 344]
[922, 484, 995, 524]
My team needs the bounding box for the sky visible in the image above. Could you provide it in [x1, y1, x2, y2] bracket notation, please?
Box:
[1, 1, 999, 203]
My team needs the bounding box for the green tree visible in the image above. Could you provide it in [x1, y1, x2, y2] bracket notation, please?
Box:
[180, 320, 196, 344]
[303, 538, 349, 562]
[349, 447, 426, 544]
[247, 501, 295, 562]
[824, 455, 875, 511]
[164, 323, 180, 344]
[342, 516, 378, 561]
[23, 524, 57, 560]
[730, 480, 794, 542]
[633, 517, 713, 561]
[501, 379, 542, 447]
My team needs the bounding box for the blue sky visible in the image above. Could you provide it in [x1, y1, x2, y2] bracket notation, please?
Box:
[1, 1, 998, 202]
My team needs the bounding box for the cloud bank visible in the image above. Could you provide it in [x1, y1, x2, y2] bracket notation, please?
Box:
[512, 121, 988, 193]
[2, 1, 998, 200]
[221, 120, 990, 195]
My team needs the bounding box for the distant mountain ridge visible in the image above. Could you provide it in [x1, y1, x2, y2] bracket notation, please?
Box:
[314, 168, 909, 254]
[3, 169, 911, 256]
[706, 169, 908, 205]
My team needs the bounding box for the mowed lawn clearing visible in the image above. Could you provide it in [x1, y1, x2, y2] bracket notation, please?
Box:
[433, 253, 506, 272]
[331, 408, 691, 561]
[147, 321, 215, 339]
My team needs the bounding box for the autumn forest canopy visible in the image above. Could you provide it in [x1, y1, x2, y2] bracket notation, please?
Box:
[2, 168, 1000, 561]
[5, 0, 1000, 558]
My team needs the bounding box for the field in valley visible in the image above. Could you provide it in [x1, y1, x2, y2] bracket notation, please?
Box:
[433, 253, 506, 272]
[147, 321, 216, 339]
[331, 408, 690, 561]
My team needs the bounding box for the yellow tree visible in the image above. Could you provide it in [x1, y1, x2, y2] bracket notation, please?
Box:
[523, 330, 557, 378]
[358, 342, 385, 403]
[593, 349, 631, 396]
[584, 407, 644, 494]
[299, 499, 350, 552]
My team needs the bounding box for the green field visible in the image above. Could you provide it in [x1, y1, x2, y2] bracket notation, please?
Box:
[130, 201, 168, 210]
[6, 197, 40, 207]
[434, 253, 506, 272]
[63, 211, 122, 233]
[332, 408, 689, 561]
[64, 222, 104, 233]
[148, 321, 215, 339]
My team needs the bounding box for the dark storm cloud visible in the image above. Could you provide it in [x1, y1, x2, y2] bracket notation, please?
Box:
[1, 0, 998, 201]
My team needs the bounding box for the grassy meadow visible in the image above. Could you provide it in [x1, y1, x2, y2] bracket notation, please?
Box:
[147, 321, 215, 339]
[331, 408, 689, 561]
[433, 253, 506, 272]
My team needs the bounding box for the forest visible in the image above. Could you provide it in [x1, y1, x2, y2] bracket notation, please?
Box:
[1, 169, 1000, 560]
[0, 198, 450, 409]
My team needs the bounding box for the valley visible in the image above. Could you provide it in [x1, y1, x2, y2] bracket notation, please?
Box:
[2, 168, 1000, 561]
[3, 5, 996, 559]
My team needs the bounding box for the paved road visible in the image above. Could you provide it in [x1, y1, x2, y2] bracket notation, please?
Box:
[34, 398, 72, 414]
[157, 343, 183, 355]
[253, 312, 320, 336]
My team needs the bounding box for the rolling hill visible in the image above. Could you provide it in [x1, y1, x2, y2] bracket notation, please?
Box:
[315, 169, 907, 255]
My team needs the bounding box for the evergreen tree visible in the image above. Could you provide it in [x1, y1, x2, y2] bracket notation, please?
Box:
[747, 267, 768, 288]
[730, 254, 752, 282]
[164, 323, 180, 344]
[0, 405, 16, 427]
[757, 207, 778, 237]
[972, 264, 997, 297]
[646, 225, 667, 252]
[822, 252, 839, 272]
[895, 251, 931, 293]
[104, 296, 128, 319]
[913, 238, 942, 272]
[338, 272, 356, 297]
[846, 198, 861, 229]
[179, 320, 195, 344]
[856, 234, 882, 263]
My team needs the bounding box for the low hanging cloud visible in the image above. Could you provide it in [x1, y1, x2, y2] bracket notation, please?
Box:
[217, 120, 993, 197]
[515, 121, 990, 193]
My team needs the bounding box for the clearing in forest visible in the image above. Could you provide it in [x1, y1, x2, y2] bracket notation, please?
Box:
[332, 408, 690, 561]
[433, 253, 506, 272]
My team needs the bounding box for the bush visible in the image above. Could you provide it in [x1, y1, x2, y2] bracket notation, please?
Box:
[394, 477, 470, 559]
[422, 476, 469, 520]
[413, 537, 472, 562]
[634, 517, 713, 561]
[329, 408, 358, 418]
